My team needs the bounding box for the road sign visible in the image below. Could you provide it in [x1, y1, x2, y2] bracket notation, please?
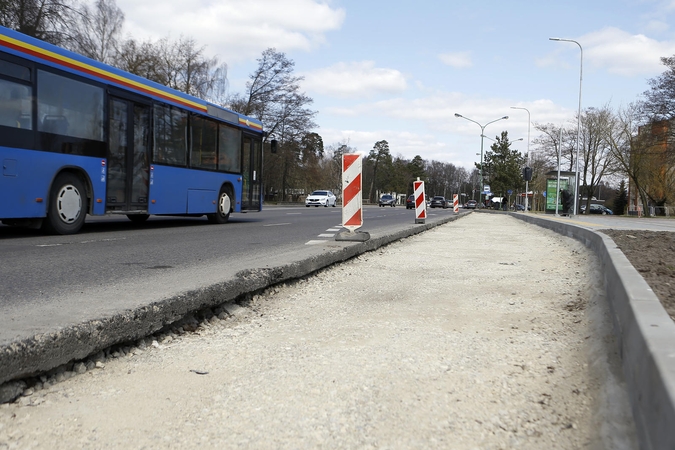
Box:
[483, 185, 490, 193]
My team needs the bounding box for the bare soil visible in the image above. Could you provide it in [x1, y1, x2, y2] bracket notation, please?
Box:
[601, 230, 675, 321]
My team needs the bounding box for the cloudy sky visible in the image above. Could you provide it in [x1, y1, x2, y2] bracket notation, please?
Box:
[116, 0, 675, 170]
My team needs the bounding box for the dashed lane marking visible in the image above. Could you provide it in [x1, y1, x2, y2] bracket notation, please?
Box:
[305, 225, 344, 245]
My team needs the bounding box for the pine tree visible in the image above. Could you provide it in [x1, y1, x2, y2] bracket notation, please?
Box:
[613, 180, 628, 216]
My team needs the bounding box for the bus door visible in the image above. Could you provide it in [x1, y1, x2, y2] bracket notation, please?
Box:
[241, 135, 262, 211]
[107, 97, 151, 212]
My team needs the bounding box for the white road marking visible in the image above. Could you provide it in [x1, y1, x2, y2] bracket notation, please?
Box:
[306, 240, 327, 245]
[318, 234, 335, 238]
[263, 223, 291, 227]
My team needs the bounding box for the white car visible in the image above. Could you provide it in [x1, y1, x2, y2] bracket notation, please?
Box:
[305, 190, 337, 207]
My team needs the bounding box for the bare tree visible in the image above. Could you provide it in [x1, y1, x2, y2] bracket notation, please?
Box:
[604, 103, 653, 215]
[643, 55, 675, 121]
[229, 48, 317, 198]
[578, 106, 617, 213]
[533, 122, 576, 172]
[114, 37, 165, 82]
[67, 0, 123, 64]
[0, 0, 74, 45]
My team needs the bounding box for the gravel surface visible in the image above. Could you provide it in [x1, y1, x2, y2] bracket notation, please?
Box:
[0, 213, 638, 449]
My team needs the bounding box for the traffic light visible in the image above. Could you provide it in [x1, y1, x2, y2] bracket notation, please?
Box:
[522, 167, 532, 181]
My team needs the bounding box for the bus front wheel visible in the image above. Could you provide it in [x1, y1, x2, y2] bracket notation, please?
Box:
[44, 173, 87, 235]
[208, 188, 232, 224]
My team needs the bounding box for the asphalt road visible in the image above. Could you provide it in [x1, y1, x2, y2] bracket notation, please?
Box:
[0, 205, 458, 347]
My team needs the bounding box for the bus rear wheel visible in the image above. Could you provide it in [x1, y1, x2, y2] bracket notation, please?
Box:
[207, 188, 232, 224]
[44, 173, 87, 235]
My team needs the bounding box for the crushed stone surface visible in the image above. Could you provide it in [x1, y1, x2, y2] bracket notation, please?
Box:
[0, 213, 638, 449]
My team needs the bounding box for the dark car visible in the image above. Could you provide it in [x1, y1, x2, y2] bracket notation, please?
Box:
[378, 194, 396, 207]
[429, 196, 448, 208]
[466, 200, 477, 209]
[406, 194, 415, 209]
[582, 203, 613, 215]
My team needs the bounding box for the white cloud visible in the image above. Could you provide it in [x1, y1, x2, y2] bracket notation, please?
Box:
[116, 0, 345, 62]
[319, 127, 449, 160]
[582, 27, 675, 76]
[316, 92, 575, 167]
[302, 61, 407, 98]
[438, 52, 472, 68]
[538, 27, 675, 76]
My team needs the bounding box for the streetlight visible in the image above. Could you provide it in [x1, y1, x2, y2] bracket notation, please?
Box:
[455, 113, 508, 205]
[510, 106, 531, 212]
[549, 37, 582, 216]
[481, 135, 523, 144]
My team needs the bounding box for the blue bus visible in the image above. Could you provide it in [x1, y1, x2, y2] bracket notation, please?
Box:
[0, 26, 264, 234]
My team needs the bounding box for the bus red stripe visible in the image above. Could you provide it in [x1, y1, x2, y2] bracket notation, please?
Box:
[0, 40, 207, 113]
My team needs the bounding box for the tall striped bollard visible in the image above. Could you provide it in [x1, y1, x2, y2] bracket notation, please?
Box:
[414, 179, 426, 224]
[453, 194, 459, 213]
[336, 154, 370, 242]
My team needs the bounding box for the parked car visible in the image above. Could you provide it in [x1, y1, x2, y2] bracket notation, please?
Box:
[378, 194, 396, 207]
[305, 190, 337, 207]
[466, 200, 477, 209]
[581, 203, 613, 215]
[406, 194, 415, 209]
[429, 196, 448, 208]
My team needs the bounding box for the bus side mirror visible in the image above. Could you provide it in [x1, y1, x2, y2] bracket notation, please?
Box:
[270, 139, 278, 153]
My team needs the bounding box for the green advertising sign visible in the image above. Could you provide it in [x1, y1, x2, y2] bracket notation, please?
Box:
[546, 178, 569, 211]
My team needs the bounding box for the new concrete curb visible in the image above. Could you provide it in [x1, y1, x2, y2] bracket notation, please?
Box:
[0, 213, 469, 401]
[509, 211, 675, 450]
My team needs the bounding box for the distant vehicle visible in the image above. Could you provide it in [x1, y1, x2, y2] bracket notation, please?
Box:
[378, 194, 396, 207]
[429, 196, 448, 209]
[466, 200, 477, 209]
[406, 194, 415, 209]
[305, 190, 337, 207]
[581, 204, 613, 215]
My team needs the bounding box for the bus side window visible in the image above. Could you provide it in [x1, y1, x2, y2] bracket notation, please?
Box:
[16, 113, 31, 128]
[42, 115, 69, 135]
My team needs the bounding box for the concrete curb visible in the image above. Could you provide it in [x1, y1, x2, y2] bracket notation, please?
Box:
[508, 211, 675, 450]
[0, 212, 469, 401]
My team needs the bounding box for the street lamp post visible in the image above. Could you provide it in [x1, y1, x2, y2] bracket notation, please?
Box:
[455, 113, 509, 206]
[549, 37, 582, 216]
[510, 106, 531, 212]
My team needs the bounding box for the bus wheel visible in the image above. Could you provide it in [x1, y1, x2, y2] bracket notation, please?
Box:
[208, 188, 232, 224]
[127, 214, 150, 223]
[45, 173, 87, 235]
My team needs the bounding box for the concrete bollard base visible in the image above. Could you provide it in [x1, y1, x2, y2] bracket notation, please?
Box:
[335, 231, 371, 242]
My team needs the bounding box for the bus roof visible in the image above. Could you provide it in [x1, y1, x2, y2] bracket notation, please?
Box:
[0, 25, 263, 134]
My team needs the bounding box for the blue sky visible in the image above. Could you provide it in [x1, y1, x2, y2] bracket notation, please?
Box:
[116, 0, 675, 170]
